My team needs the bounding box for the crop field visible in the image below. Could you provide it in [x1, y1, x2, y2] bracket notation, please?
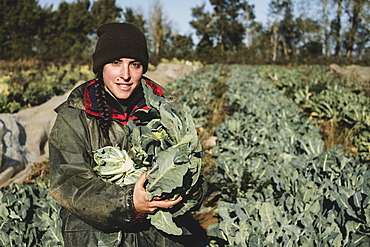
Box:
[0, 64, 369, 246]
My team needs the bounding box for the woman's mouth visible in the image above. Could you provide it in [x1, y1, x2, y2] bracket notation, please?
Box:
[117, 83, 133, 90]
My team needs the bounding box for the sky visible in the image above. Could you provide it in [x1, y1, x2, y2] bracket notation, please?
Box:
[38, 0, 270, 36]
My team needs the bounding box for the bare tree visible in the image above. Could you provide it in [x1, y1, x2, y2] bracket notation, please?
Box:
[345, 0, 366, 58]
[148, 0, 172, 63]
[320, 0, 331, 57]
[271, 23, 279, 62]
[268, 0, 282, 62]
[268, 0, 296, 62]
[332, 0, 343, 57]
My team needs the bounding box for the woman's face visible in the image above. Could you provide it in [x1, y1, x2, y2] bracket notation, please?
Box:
[102, 58, 143, 99]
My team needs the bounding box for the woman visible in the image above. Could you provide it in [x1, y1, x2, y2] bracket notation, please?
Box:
[49, 23, 207, 247]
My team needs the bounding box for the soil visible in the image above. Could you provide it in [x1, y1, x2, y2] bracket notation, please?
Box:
[23, 162, 50, 184]
[193, 206, 219, 231]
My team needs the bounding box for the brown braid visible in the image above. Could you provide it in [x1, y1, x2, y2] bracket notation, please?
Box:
[94, 73, 113, 146]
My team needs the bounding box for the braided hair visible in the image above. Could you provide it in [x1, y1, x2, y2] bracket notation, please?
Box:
[94, 72, 113, 147]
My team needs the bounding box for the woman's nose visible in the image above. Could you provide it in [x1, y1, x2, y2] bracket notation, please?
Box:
[120, 65, 131, 81]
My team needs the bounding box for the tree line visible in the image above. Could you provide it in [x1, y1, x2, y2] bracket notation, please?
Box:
[0, 0, 369, 67]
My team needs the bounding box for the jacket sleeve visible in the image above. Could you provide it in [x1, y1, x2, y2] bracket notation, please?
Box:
[49, 107, 143, 232]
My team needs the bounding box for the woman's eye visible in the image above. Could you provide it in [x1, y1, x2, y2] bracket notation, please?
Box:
[111, 60, 121, 66]
[131, 62, 142, 68]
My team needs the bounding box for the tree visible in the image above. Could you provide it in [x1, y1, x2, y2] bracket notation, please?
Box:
[43, 0, 93, 63]
[320, 0, 331, 57]
[123, 7, 147, 35]
[36, 1, 71, 62]
[190, 0, 252, 63]
[331, 0, 343, 57]
[244, 22, 271, 64]
[290, 16, 321, 63]
[168, 34, 194, 61]
[190, 4, 215, 62]
[91, 0, 122, 29]
[34, 4, 56, 62]
[268, 0, 299, 62]
[244, 3, 256, 47]
[354, 5, 370, 59]
[344, 0, 367, 58]
[211, 0, 247, 51]
[148, 0, 172, 64]
[0, 0, 42, 60]
[66, 0, 94, 61]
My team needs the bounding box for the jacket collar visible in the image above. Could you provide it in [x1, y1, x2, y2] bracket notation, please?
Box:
[83, 77, 164, 125]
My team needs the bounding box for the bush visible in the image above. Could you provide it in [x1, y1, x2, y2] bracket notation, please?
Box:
[0, 63, 93, 113]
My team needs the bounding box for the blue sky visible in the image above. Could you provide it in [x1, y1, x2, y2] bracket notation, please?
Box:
[39, 0, 270, 35]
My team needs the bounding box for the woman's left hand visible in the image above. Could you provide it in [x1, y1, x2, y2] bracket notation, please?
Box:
[133, 172, 183, 214]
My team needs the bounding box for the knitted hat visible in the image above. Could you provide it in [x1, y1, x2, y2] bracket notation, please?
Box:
[92, 22, 149, 74]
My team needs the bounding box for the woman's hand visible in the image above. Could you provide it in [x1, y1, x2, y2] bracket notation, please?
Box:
[133, 172, 182, 214]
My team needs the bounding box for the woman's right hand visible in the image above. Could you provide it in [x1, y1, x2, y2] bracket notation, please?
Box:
[133, 172, 183, 214]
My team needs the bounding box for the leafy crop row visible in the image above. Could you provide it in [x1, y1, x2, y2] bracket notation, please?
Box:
[263, 65, 370, 156]
[167, 64, 230, 129]
[0, 180, 62, 246]
[170, 65, 369, 246]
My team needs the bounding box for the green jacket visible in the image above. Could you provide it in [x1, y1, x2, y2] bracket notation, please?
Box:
[49, 79, 207, 247]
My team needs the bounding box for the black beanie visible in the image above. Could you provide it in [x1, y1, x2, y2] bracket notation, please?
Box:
[92, 22, 149, 74]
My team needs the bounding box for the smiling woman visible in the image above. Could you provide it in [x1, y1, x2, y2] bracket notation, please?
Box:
[48, 22, 207, 247]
